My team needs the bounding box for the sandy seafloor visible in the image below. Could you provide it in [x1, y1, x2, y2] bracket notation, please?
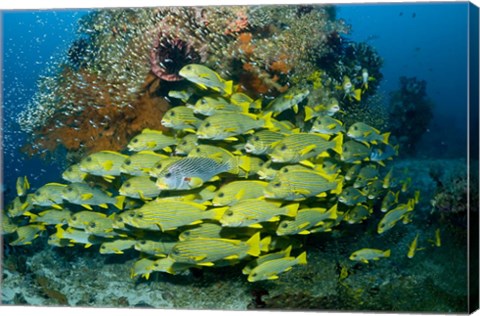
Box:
[1, 158, 474, 313]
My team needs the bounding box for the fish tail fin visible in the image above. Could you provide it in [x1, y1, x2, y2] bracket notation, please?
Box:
[331, 133, 343, 155]
[224, 80, 233, 96]
[382, 132, 391, 144]
[261, 112, 275, 130]
[246, 232, 261, 257]
[114, 195, 126, 210]
[331, 176, 344, 195]
[211, 207, 228, 221]
[260, 235, 271, 252]
[238, 102, 250, 113]
[384, 249, 391, 257]
[55, 224, 65, 238]
[285, 203, 299, 217]
[353, 89, 362, 101]
[304, 106, 315, 122]
[327, 203, 338, 219]
[250, 98, 263, 110]
[23, 211, 38, 222]
[297, 251, 308, 265]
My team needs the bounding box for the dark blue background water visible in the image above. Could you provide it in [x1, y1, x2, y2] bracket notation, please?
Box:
[1, 3, 469, 203]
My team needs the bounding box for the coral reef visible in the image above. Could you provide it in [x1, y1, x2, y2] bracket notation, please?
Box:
[18, 5, 352, 160]
[387, 76, 434, 155]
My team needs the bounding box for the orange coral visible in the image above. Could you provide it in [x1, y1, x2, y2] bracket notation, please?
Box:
[23, 70, 169, 159]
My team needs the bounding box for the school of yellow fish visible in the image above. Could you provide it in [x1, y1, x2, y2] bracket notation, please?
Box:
[3, 64, 428, 282]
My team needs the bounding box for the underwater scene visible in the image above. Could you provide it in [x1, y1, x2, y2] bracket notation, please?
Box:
[1, 2, 479, 313]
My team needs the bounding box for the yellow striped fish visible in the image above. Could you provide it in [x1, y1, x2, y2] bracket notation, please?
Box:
[118, 176, 161, 200]
[244, 130, 286, 155]
[120, 151, 167, 176]
[127, 129, 176, 152]
[161, 106, 201, 132]
[212, 180, 269, 206]
[269, 133, 343, 167]
[247, 251, 307, 282]
[276, 204, 338, 235]
[170, 232, 261, 266]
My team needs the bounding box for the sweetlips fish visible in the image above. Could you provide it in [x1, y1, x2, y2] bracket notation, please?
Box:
[230, 92, 262, 111]
[170, 232, 261, 266]
[187, 144, 249, 176]
[9, 224, 46, 246]
[196, 112, 274, 141]
[256, 160, 280, 180]
[179, 64, 234, 96]
[407, 233, 421, 259]
[189, 95, 248, 116]
[339, 76, 362, 102]
[99, 239, 136, 254]
[220, 199, 299, 228]
[134, 239, 176, 257]
[54, 224, 100, 248]
[168, 86, 195, 103]
[347, 122, 390, 145]
[79, 150, 128, 182]
[244, 130, 286, 155]
[338, 186, 367, 206]
[84, 215, 120, 238]
[349, 248, 391, 263]
[365, 179, 384, 200]
[127, 128, 176, 152]
[120, 151, 167, 176]
[62, 163, 88, 183]
[269, 133, 343, 167]
[174, 134, 198, 155]
[343, 204, 371, 224]
[155, 157, 232, 190]
[32, 183, 67, 208]
[341, 140, 371, 164]
[2, 213, 18, 234]
[16, 175, 30, 197]
[264, 87, 310, 117]
[381, 190, 399, 212]
[148, 157, 183, 178]
[161, 106, 201, 132]
[276, 204, 338, 236]
[353, 165, 379, 189]
[121, 199, 226, 232]
[151, 256, 194, 275]
[67, 210, 107, 229]
[179, 222, 224, 241]
[370, 144, 399, 166]
[304, 98, 341, 121]
[62, 182, 125, 210]
[212, 180, 269, 206]
[345, 164, 362, 181]
[360, 68, 375, 90]
[24, 208, 72, 225]
[118, 176, 161, 200]
[242, 246, 292, 275]
[7, 194, 34, 217]
[131, 258, 155, 280]
[377, 198, 415, 234]
[271, 119, 298, 134]
[310, 116, 345, 135]
[264, 169, 342, 201]
[247, 251, 307, 282]
[382, 168, 394, 189]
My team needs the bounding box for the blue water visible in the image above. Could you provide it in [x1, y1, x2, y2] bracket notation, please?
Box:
[0, 4, 470, 204]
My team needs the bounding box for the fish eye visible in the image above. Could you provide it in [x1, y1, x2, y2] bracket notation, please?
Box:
[68, 167, 73, 172]
[86, 157, 92, 162]
[129, 213, 135, 217]
[218, 192, 225, 197]
[282, 168, 289, 173]
[170, 111, 175, 116]
[101, 245, 106, 249]
[205, 122, 211, 128]
[274, 182, 281, 188]
[196, 148, 201, 153]
[153, 263, 159, 267]
[138, 213, 144, 219]
[125, 159, 131, 165]
[253, 136, 260, 141]
[344, 146, 348, 152]
[140, 240, 146, 245]
[72, 216, 77, 221]
[181, 141, 187, 145]
[354, 126, 358, 130]
[226, 210, 234, 216]
[67, 187, 73, 192]
[117, 217, 123, 222]
[133, 138, 138, 143]
[125, 183, 131, 188]
[352, 254, 357, 258]
[251, 273, 257, 277]
[89, 222, 96, 228]
[35, 191, 41, 196]
[183, 231, 190, 236]
[280, 145, 287, 151]
[173, 248, 180, 255]
[281, 222, 288, 228]
[165, 172, 172, 178]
